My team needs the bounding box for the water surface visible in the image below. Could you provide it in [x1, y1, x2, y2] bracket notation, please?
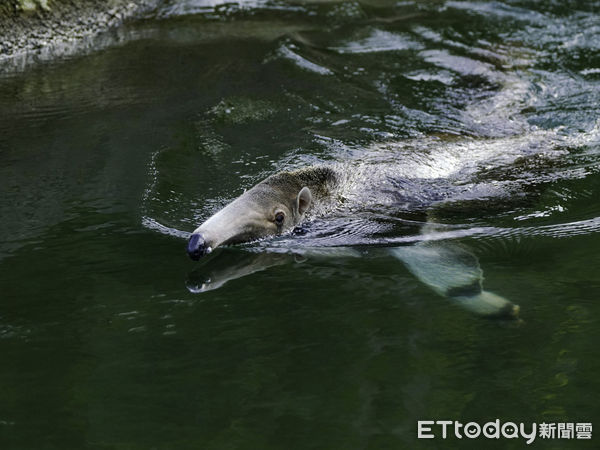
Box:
[1, 1, 599, 448]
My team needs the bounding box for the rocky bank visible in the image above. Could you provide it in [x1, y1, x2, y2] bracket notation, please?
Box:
[0, 0, 160, 71]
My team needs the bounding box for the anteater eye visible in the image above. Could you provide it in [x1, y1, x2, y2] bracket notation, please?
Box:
[275, 212, 285, 225]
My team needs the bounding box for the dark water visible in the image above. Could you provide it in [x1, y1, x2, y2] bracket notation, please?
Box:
[1, 1, 599, 448]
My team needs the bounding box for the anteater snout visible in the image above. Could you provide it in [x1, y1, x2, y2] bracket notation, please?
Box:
[187, 233, 210, 260]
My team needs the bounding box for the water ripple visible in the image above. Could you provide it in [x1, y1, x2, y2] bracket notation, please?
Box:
[136, 0, 600, 255]
[331, 29, 424, 54]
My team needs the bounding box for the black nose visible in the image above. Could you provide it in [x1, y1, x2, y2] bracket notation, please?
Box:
[187, 234, 207, 260]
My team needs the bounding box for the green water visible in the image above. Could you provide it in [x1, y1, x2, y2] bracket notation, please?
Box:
[1, 1, 599, 449]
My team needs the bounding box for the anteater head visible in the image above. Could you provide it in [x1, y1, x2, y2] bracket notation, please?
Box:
[187, 180, 312, 260]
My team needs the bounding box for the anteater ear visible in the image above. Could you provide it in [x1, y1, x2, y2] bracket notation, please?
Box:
[296, 186, 312, 215]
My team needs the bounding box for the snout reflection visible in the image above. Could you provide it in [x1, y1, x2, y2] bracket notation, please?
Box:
[186, 250, 293, 293]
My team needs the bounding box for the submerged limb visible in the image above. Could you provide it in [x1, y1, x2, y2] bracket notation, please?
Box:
[390, 242, 519, 319]
[452, 290, 520, 319]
